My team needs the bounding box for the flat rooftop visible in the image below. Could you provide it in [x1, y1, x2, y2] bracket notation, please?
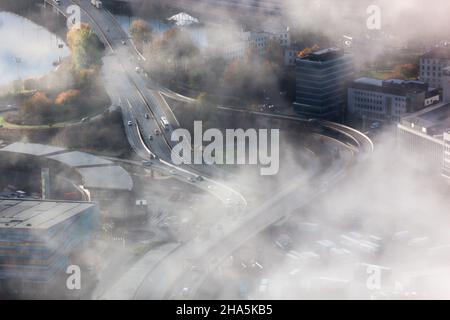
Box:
[354, 77, 383, 87]
[48, 151, 113, 168]
[350, 77, 430, 95]
[77, 166, 133, 191]
[422, 47, 450, 60]
[0, 199, 95, 229]
[299, 47, 345, 62]
[0, 143, 133, 191]
[401, 102, 450, 136]
[1, 142, 64, 156]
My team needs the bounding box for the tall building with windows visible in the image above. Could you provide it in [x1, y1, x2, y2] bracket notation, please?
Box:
[0, 199, 99, 296]
[294, 48, 354, 120]
[419, 47, 450, 88]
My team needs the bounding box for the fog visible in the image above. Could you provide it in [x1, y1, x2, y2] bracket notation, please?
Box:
[0, 11, 69, 86]
[1, 0, 450, 300]
[231, 131, 450, 299]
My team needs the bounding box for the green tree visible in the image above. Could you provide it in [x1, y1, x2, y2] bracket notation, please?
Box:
[67, 24, 103, 71]
[130, 19, 152, 50]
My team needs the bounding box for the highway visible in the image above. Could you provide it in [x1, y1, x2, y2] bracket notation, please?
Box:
[134, 137, 358, 300]
[45, 0, 247, 207]
[43, 0, 373, 300]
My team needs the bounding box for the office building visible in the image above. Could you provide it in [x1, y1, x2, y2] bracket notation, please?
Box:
[348, 78, 439, 123]
[0, 199, 99, 295]
[294, 48, 354, 120]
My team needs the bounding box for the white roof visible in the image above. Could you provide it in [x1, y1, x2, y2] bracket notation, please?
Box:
[167, 12, 199, 26]
[1, 142, 65, 156]
[354, 77, 383, 87]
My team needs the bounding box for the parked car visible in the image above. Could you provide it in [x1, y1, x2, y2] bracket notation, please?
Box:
[370, 121, 381, 129]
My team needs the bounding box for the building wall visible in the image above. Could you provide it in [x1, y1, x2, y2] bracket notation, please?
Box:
[348, 88, 408, 122]
[443, 69, 450, 103]
[444, 131, 450, 179]
[294, 54, 354, 119]
[284, 49, 297, 66]
[223, 41, 248, 61]
[420, 57, 450, 88]
[397, 123, 445, 175]
[348, 80, 430, 124]
[0, 205, 99, 285]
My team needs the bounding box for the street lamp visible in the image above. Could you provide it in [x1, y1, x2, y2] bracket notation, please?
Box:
[14, 56, 22, 92]
[14, 56, 21, 79]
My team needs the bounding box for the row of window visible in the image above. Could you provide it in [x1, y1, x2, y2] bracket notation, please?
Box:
[421, 71, 442, 78]
[421, 58, 450, 66]
[354, 103, 383, 112]
[422, 65, 443, 71]
[353, 91, 382, 98]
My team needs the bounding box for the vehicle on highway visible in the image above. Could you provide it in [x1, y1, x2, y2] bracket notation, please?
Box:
[91, 0, 102, 9]
[127, 121, 133, 126]
[370, 121, 381, 129]
[144, 113, 149, 119]
[160, 116, 170, 130]
[142, 160, 152, 167]
[154, 129, 161, 135]
[196, 175, 204, 182]
[122, 40, 126, 45]
[181, 287, 190, 297]
[54, 0, 61, 5]
[259, 278, 269, 294]
[81, 117, 90, 123]
[148, 134, 153, 141]
[188, 177, 196, 182]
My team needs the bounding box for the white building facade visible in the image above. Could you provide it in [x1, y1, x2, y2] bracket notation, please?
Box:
[444, 130, 450, 179]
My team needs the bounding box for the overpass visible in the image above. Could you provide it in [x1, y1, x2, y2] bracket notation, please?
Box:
[45, 0, 248, 208]
[42, 0, 373, 300]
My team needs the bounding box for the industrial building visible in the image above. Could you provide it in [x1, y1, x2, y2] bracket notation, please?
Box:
[294, 48, 354, 120]
[348, 78, 440, 124]
[0, 198, 99, 297]
[0, 143, 134, 219]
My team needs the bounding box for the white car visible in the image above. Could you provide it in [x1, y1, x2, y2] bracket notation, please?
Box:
[127, 121, 133, 126]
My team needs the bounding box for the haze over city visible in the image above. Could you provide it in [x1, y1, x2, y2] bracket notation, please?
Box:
[0, 0, 449, 305]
